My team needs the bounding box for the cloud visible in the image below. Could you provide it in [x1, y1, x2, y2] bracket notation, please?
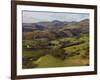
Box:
[22, 11, 89, 23]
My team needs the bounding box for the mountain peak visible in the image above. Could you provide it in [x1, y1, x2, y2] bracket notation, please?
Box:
[52, 20, 64, 27]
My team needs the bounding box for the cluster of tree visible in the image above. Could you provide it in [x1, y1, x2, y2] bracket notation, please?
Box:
[23, 28, 85, 40]
[23, 36, 86, 50]
[22, 59, 37, 68]
[49, 49, 67, 60]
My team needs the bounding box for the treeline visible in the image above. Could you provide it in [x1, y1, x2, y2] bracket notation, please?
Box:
[23, 28, 88, 40]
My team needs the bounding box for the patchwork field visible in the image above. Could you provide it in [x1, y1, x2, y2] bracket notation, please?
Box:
[22, 19, 89, 69]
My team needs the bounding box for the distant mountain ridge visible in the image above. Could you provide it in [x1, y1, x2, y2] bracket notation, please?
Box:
[22, 19, 89, 32]
[23, 19, 89, 40]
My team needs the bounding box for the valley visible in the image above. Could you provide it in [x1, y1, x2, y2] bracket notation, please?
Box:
[22, 19, 89, 69]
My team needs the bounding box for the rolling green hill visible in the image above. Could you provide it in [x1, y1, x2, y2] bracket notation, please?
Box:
[22, 19, 89, 69]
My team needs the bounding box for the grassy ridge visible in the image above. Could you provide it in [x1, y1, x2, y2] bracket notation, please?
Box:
[22, 19, 89, 69]
[22, 35, 89, 68]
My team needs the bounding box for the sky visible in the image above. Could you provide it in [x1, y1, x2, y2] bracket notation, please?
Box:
[22, 10, 89, 23]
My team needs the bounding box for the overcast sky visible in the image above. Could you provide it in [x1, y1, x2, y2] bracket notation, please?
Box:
[22, 11, 89, 23]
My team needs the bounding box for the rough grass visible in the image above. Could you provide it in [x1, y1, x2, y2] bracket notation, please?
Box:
[22, 35, 89, 68]
[22, 48, 43, 57]
[33, 54, 89, 68]
[34, 55, 63, 68]
[64, 43, 88, 54]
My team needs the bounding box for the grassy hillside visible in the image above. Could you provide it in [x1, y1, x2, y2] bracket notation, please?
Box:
[22, 19, 89, 69]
